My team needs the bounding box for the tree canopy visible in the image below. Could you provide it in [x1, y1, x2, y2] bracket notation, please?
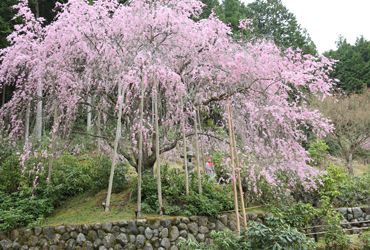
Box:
[0, 0, 336, 196]
[324, 36, 370, 93]
[239, 0, 317, 54]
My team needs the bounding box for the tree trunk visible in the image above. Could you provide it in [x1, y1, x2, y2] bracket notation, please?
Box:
[35, 0, 39, 19]
[137, 76, 145, 219]
[226, 99, 240, 236]
[105, 82, 125, 212]
[180, 93, 189, 196]
[87, 96, 92, 132]
[194, 108, 202, 195]
[36, 79, 42, 139]
[154, 77, 163, 215]
[347, 153, 354, 175]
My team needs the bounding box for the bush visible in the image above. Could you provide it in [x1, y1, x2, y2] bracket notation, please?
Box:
[0, 154, 23, 193]
[0, 153, 127, 231]
[308, 139, 329, 166]
[268, 202, 318, 228]
[178, 215, 316, 250]
[0, 191, 54, 232]
[212, 151, 230, 183]
[360, 230, 370, 250]
[131, 163, 233, 217]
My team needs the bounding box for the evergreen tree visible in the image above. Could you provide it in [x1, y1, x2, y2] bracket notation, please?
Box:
[324, 36, 370, 93]
[243, 0, 317, 54]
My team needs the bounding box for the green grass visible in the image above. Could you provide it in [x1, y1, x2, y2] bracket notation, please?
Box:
[41, 187, 267, 227]
[40, 190, 166, 227]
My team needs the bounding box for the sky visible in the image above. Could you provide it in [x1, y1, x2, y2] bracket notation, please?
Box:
[241, 0, 370, 54]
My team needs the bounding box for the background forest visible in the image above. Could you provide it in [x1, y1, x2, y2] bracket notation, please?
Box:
[1, 0, 370, 249]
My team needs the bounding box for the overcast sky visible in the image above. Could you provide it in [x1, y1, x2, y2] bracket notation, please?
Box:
[241, 0, 370, 54]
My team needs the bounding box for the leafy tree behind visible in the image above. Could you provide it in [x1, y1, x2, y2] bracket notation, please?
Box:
[324, 36, 370, 93]
[0, 0, 20, 49]
[240, 0, 317, 54]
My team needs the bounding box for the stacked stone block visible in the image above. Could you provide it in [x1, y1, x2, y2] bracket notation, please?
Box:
[0, 213, 266, 250]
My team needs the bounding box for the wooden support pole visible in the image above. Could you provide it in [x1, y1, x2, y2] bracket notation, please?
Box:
[229, 105, 247, 231]
[180, 93, 189, 196]
[154, 77, 163, 215]
[194, 106, 202, 195]
[197, 107, 205, 173]
[105, 82, 125, 212]
[226, 98, 240, 236]
[137, 76, 145, 219]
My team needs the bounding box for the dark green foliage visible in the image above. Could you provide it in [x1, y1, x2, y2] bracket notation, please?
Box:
[324, 36, 370, 93]
[319, 198, 353, 250]
[178, 215, 316, 249]
[242, 0, 317, 54]
[132, 163, 233, 217]
[360, 231, 370, 250]
[198, 0, 221, 19]
[0, 0, 20, 49]
[0, 191, 53, 232]
[212, 151, 230, 183]
[307, 139, 329, 166]
[0, 154, 23, 193]
[0, 153, 126, 232]
[268, 202, 318, 228]
[221, 0, 242, 32]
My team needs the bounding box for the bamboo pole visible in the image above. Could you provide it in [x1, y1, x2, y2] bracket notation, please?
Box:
[36, 78, 42, 139]
[180, 93, 189, 196]
[154, 77, 163, 215]
[87, 96, 92, 132]
[105, 82, 125, 212]
[197, 107, 205, 172]
[137, 76, 145, 219]
[194, 107, 202, 195]
[229, 105, 247, 231]
[97, 106, 101, 153]
[226, 98, 240, 236]
[48, 99, 58, 183]
[218, 205, 265, 214]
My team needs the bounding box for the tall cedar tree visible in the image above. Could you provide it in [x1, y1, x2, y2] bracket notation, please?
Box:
[324, 36, 370, 93]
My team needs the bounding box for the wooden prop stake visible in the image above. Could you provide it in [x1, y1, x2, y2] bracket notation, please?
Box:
[106, 82, 125, 212]
[154, 77, 163, 215]
[194, 104, 202, 194]
[197, 107, 205, 172]
[180, 93, 189, 196]
[229, 105, 247, 231]
[226, 98, 240, 236]
[137, 76, 145, 219]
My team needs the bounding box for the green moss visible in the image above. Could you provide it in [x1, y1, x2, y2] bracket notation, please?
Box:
[146, 217, 158, 223]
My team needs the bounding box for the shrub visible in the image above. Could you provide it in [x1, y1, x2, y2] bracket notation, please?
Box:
[0, 152, 127, 231]
[178, 215, 316, 249]
[268, 202, 318, 228]
[0, 155, 23, 193]
[308, 139, 329, 166]
[131, 163, 233, 217]
[360, 230, 370, 250]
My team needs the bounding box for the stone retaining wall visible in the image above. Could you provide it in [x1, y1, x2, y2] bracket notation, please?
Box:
[335, 206, 370, 234]
[0, 213, 267, 250]
[2, 206, 369, 250]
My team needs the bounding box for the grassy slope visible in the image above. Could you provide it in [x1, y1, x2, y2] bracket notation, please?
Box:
[40, 155, 368, 227]
[41, 189, 161, 227]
